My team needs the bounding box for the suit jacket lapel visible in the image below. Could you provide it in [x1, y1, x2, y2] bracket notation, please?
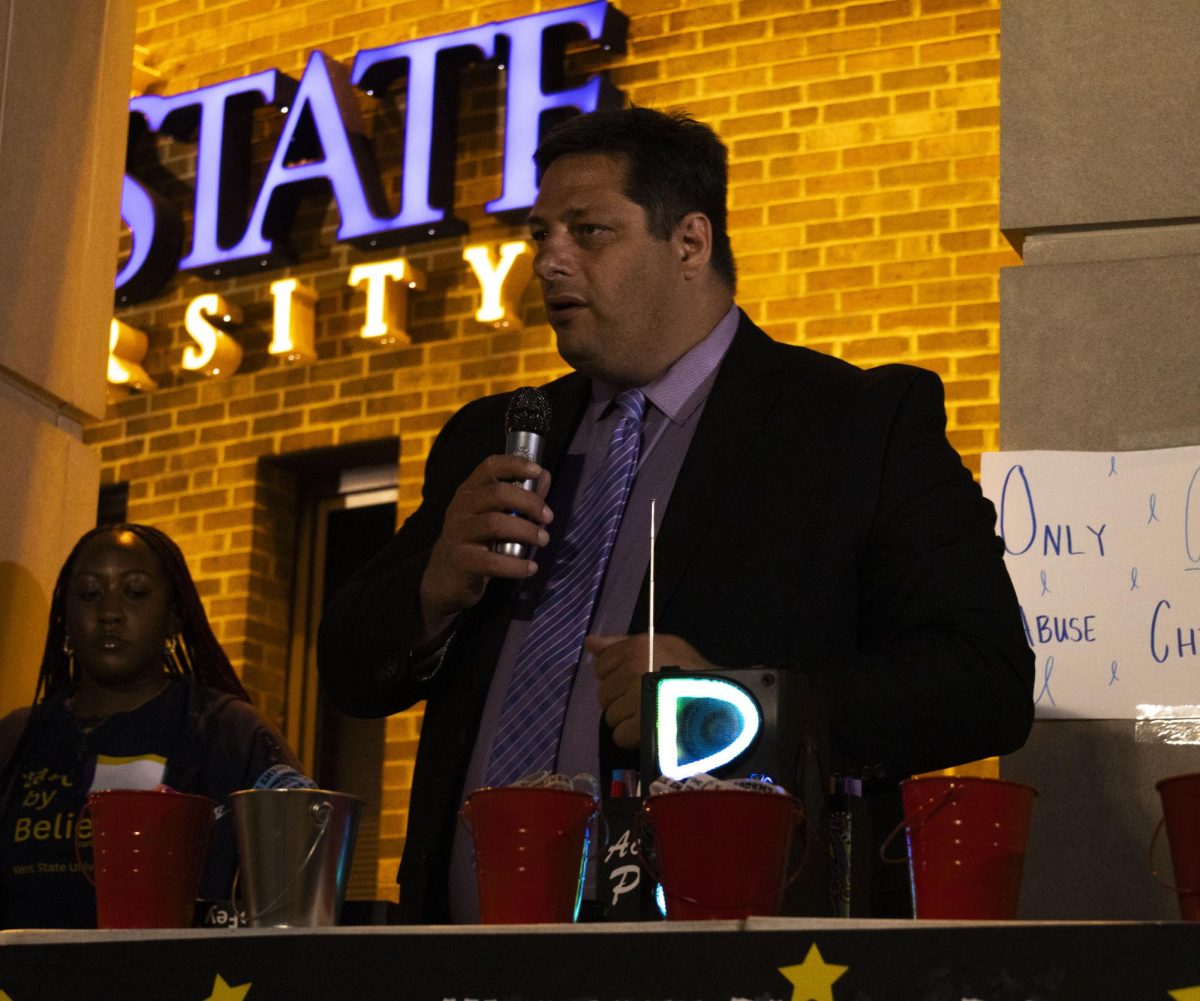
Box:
[540, 373, 591, 474]
[634, 313, 784, 630]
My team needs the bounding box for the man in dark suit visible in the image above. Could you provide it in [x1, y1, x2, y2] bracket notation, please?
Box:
[317, 107, 1034, 923]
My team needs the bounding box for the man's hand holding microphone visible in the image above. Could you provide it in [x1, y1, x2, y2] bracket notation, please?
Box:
[417, 385, 715, 751]
[418, 388, 554, 644]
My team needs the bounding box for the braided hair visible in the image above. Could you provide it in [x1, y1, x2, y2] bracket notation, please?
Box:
[34, 523, 249, 704]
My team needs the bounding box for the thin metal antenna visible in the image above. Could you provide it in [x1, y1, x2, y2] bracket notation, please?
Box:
[648, 496, 656, 674]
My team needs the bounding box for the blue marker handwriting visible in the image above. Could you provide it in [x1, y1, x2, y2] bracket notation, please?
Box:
[1186, 466, 1200, 568]
[1035, 656, 1055, 706]
[998, 465, 1106, 557]
[1032, 614, 1096, 645]
[1019, 605, 1097, 645]
[1041, 523, 1106, 557]
[1150, 598, 1200, 663]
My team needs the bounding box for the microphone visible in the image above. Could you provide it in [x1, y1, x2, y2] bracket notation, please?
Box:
[494, 386, 551, 559]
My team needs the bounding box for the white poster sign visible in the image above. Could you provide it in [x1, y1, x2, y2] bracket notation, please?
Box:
[980, 446, 1200, 719]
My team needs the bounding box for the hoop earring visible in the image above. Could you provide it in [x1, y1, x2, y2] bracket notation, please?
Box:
[63, 634, 76, 682]
[175, 634, 196, 675]
[164, 633, 186, 676]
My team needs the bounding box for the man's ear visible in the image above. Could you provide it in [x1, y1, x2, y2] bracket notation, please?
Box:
[675, 212, 713, 278]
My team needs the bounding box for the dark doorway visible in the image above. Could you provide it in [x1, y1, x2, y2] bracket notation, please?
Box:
[270, 441, 399, 902]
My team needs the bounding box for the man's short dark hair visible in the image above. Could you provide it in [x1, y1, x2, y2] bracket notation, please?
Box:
[534, 107, 737, 291]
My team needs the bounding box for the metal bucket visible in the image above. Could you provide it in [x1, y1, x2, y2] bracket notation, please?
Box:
[229, 788, 361, 927]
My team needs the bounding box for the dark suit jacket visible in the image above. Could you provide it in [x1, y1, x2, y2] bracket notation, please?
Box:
[317, 312, 1035, 922]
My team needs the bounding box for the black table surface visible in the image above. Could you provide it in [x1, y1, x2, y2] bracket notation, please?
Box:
[2, 917, 1199, 1001]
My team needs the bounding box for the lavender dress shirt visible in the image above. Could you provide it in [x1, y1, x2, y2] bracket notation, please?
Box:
[447, 304, 739, 921]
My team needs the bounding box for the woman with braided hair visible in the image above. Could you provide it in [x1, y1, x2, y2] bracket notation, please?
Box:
[0, 524, 310, 928]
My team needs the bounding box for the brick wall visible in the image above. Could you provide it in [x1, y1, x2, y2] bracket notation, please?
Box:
[95, 0, 1013, 902]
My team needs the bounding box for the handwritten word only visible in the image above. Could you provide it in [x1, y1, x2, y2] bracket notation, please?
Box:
[999, 465, 1107, 557]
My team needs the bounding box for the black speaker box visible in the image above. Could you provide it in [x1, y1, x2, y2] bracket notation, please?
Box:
[638, 666, 837, 916]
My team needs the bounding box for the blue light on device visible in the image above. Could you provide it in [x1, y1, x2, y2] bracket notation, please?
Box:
[654, 676, 762, 779]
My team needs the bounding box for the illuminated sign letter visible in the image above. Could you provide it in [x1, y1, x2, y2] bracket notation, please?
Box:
[269, 279, 318, 362]
[653, 676, 762, 781]
[107, 319, 158, 392]
[351, 26, 500, 241]
[119, 4, 625, 293]
[462, 241, 532, 329]
[131, 70, 296, 274]
[347, 258, 426, 343]
[351, 3, 626, 232]
[221, 53, 389, 267]
[183, 294, 243, 378]
[487, 2, 626, 214]
[115, 175, 183, 305]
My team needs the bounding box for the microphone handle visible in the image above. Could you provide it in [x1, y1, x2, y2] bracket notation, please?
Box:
[494, 430, 544, 559]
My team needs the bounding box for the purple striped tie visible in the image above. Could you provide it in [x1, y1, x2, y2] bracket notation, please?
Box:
[486, 389, 646, 787]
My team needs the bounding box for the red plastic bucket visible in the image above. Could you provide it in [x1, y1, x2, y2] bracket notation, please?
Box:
[641, 788, 804, 921]
[1154, 771, 1200, 920]
[461, 786, 597, 924]
[79, 789, 215, 929]
[900, 776, 1036, 920]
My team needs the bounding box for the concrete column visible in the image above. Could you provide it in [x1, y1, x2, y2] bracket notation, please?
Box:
[0, 0, 134, 714]
[1000, 0, 1200, 918]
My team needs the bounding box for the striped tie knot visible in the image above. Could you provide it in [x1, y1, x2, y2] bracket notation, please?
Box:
[614, 388, 645, 424]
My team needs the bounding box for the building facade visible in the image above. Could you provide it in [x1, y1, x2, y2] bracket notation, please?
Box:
[93, 0, 1010, 903]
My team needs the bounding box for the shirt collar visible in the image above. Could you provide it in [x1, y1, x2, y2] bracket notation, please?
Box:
[592, 303, 740, 425]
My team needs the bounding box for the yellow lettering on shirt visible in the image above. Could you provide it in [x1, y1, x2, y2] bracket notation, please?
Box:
[11, 813, 84, 842]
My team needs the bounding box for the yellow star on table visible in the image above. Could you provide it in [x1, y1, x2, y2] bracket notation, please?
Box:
[778, 943, 848, 1001]
[202, 973, 252, 1001]
[1169, 988, 1200, 1001]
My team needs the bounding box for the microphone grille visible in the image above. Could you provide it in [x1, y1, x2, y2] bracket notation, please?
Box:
[505, 386, 552, 435]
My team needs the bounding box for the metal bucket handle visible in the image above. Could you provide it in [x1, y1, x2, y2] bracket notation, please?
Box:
[233, 798, 333, 924]
[1148, 815, 1200, 895]
[878, 783, 959, 865]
